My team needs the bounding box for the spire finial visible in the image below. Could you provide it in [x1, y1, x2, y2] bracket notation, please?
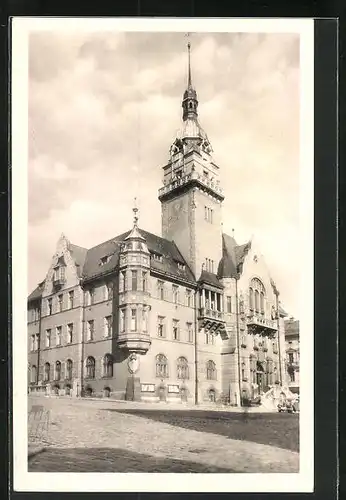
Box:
[185, 33, 192, 88]
[133, 197, 139, 228]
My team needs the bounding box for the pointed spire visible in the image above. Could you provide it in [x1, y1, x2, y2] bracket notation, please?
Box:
[125, 197, 145, 241]
[133, 197, 139, 228]
[187, 41, 192, 88]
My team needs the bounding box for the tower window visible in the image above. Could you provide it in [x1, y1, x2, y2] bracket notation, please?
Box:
[226, 296, 232, 313]
[131, 270, 138, 291]
[204, 206, 213, 223]
[58, 294, 63, 312]
[130, 309, 137, 331]
[205, 258, 214, 273]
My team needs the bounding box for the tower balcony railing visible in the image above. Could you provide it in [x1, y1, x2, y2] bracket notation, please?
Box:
[158, 171, 224, 198]
[198, 307, 224, 321]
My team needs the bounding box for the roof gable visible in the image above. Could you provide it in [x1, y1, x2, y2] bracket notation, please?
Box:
[218, 233, 251, 278]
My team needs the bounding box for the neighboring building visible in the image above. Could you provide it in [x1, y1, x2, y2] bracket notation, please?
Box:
[27, 43, 288, 406]
[284, 318, 300, 394]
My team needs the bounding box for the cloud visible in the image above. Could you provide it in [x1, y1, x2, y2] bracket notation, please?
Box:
[27, 30, 300, 316]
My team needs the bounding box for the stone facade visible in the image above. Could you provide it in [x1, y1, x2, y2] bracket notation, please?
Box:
[27, 44, 289, 406]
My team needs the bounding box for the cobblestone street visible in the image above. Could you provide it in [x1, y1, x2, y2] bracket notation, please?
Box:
[28, 396, 299, 473]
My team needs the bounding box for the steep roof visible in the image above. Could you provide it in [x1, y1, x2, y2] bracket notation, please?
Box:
[27, 281, 45, 303]
[218, 233, 251, 278]
[69, 244, 88, 277]
[81, 228, 195, 284]
[198, 270, 223, 289]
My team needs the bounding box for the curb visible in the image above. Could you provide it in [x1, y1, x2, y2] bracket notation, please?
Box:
[28, 446, 46, 460]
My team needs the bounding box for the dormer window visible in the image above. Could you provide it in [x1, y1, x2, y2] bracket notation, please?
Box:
[151, 252, 163, 263]
[100, 255, 111, 266]
[177, 262, 185, 271]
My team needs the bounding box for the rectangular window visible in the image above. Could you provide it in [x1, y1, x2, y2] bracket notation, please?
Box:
[172, 285, 179, 304]
[87, 320, 94, 341]
[204, 206, 214, 223]
[288, 352, 294, 364]
[86, 289, 94, 306]
[186, 289, 192, 307]
[130, 309, 137, 331]
[45, 329, 51, 348]
[35, 334, 39, 350]
[68, 290, 74, 309]
[120, 271, 126, 292]
[47, 298, 52, 315]
[104, 316, 112, 337]
[59, 266, 65, 281]
[120, 309, 126, 332]
[157, 316, 165, 338]
[172, 319, 180, 341]
[205, 331, 210, 344]
[226, 296, 232, 313]
[157, 280, 164, 300]
[142, 308, 148, 331]
[142, 271, 148, 292]
[30, 335, 35, 351]
[58, 294, 63, 312]
[67, 323, 73, 344]
[187, 322, 193, 343]
[131, 270, 138, 291]
[56, 326, 62, 346]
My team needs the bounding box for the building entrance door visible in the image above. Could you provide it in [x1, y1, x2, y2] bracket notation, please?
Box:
[158, 386, 166, 401]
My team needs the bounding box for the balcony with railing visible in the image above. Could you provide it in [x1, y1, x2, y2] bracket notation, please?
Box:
[158, 170, 224, 201]
[247, 313, 277, 337]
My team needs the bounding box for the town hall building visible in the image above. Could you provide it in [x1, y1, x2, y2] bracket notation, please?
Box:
[27, 43, 288, 406]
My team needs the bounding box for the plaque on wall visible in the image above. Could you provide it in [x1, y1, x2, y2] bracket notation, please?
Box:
[168, 385, 180, 393]
[141, 384, 155, 393]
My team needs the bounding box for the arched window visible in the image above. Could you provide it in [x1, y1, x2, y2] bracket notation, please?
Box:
[241, 362, 246, 381]
[206, 360, 217, 380]
[249, 278, 266, 314]
[103, 354, 113, 378]
[254, 290, 259, 312]
[66, 359, 73, 380]
[156, 354, 168, 378]
[55, 361, 61, 381]
[31, 365, 37, 384]
[44, 362, 50, 382]
[86, 356, 95, 379]
[177, 357, 189, 380]
[260, 292, 265, 314]
[249, 288, 254, 310]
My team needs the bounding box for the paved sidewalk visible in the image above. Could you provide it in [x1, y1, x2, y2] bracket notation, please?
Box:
[28, 396, 299, 473]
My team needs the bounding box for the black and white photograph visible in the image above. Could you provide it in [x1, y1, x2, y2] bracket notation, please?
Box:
[12, 17, 314, 493]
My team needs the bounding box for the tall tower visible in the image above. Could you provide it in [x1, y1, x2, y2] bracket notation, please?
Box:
[159, 42, 224, 279]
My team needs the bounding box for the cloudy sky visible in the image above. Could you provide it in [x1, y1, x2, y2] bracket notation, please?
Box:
[28, 30, 300, 315]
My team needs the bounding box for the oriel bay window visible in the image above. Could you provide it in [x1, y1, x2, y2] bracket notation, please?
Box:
[120, 271, 126, 292]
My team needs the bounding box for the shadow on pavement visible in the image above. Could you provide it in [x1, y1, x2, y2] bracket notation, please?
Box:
[28, 447, 236, 473]
[105, 409, 299, 452]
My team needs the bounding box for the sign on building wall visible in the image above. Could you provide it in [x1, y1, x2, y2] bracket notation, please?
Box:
[141, 384, 155, 393]
[168, 385, 180, 393]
